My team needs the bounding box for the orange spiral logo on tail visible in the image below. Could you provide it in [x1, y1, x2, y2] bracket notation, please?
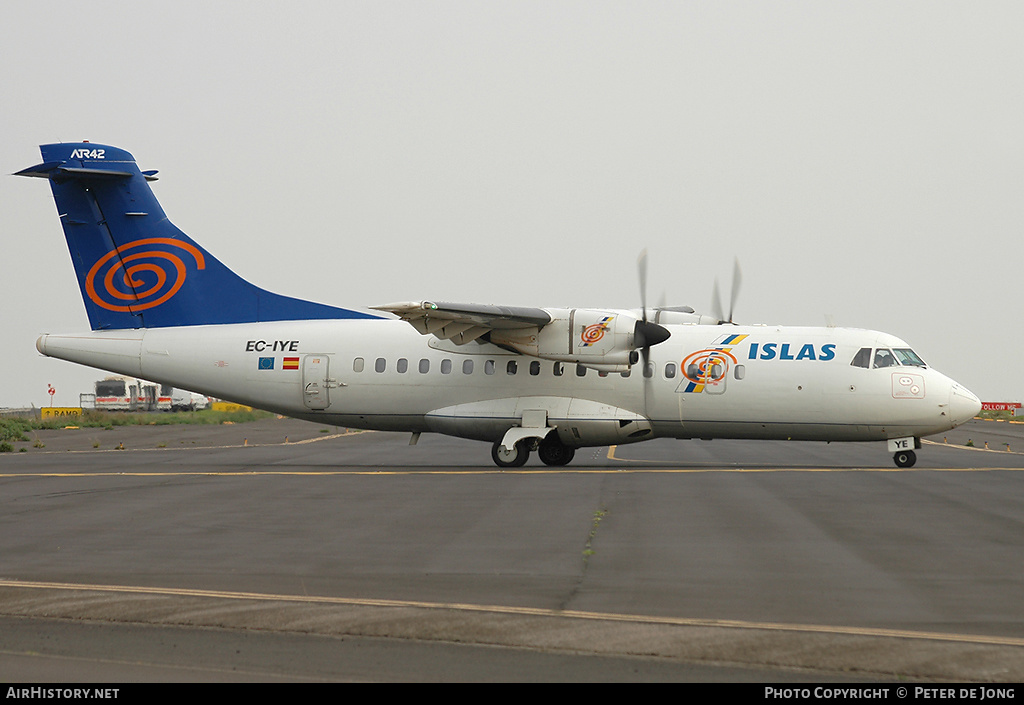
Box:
[85, 238, 205, 312]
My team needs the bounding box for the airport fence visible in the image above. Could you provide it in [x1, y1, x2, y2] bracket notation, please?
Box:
[0, 408, 40, 420]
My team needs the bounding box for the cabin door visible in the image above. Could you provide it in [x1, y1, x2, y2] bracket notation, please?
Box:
[302, 355, 331, 410]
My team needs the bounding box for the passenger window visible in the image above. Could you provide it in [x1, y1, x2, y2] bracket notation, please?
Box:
[576, 364, 587, 377]
[734, 364, 745, 380]
[441, 359, 452, 374]
[851, 348, 871, 369]
[873, 348, 896, 369]
[484, 360, 495, 375]
[419, 358, 430, 373]
[353, 357, 364, 373]
[463, 359, 474, 374]
[507, 360, 518, 375]
[397, 358, 408, 374]
[644, 362, 654, 379]
[621, 369, 631, 378]
[374, 357, 386, 373]
[665, 362, 677, 379]
[530, 361, 540, 376]
[553, 362, 563, 377]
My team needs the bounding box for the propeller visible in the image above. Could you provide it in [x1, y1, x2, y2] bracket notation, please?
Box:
[635, 249, 670, 365]
[638, 248, 649, 321]
[711, 258, 742, 325]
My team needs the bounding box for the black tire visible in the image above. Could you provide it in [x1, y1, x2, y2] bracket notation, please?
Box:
[893, 450, 917, 468]
[538, 437, 576, 466]
[491, 441, 529, 468]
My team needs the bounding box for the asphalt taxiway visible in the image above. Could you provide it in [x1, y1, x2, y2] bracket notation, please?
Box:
[1, 416, 1023, 681]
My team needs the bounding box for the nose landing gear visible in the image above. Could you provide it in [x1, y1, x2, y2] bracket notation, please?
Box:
[893, 450, 917, 468]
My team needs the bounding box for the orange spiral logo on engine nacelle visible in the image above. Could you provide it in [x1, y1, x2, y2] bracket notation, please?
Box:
[85, 238, 206, 312]
[581, 324, 606, 344]
[579, 316, 613, 347]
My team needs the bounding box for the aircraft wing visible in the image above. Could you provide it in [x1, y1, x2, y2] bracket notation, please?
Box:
[370, 301, 552, 345]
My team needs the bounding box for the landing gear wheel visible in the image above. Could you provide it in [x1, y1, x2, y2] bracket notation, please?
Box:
[538, 437, 576, 466]
[492, 441, 529, 468]
[893, 450, 917, 468]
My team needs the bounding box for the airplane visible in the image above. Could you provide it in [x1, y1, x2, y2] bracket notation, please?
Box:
[16, 142, 982, 468]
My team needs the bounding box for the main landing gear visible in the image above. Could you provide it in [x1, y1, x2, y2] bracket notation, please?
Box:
[538, 436, 576, 466]
[491, 440, 529, 468]
[490, 436, 576, 468]
[893, 450, 917, 468]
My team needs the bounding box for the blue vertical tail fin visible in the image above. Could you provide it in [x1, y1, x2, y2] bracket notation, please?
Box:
[16, 142, 377, 330]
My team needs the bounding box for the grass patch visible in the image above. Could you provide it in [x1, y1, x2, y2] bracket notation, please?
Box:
[976, 409, 1023, 422]
[0, 409, 275, 437]
[0, 419, 32, 442]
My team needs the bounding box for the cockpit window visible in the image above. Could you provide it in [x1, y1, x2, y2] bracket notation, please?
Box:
[851, 348, 871, 368]
[892, 348, 926, 367]
[873, 348, 897, 368]
[853, 346, 926, 369]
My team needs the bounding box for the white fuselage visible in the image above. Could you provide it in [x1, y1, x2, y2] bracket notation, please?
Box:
[36, 318, 980, 448]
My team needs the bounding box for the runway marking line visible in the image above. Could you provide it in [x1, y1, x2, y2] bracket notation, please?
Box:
[0, 431, 360, 455]
[3, 463, 1024, 478]
[921, 439, 1024, 455]
[1, 578, 1022, 650]
[607, 444, 1024, 470]
[3, 467, 1024, 478]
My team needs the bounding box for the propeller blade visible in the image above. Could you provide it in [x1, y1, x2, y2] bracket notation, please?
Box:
[637, 248, 649, 322]
[634, 247, 667, 418]
[728, 258, 742, 324]
[710, 258, 742, 325]
[711, 277, 724, 323]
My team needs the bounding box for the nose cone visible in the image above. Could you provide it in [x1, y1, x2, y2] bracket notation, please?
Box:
[949, 384, 982, 428]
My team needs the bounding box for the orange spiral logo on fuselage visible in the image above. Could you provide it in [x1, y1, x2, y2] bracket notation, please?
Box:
[85, 238, 205, 312]
[681, 348, 738, 383]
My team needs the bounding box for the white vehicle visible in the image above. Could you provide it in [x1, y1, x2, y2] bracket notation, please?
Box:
[93, 376, 170, 412]
[19, 143, 981, 468]
[171, 389, 210, 412]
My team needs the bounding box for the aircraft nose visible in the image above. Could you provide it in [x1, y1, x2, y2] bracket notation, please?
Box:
[949, 384, 982, 427]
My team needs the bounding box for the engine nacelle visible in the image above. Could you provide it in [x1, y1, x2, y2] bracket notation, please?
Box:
[489, 308, 667, 371]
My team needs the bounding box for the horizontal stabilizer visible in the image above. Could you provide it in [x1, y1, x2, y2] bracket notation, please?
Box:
[13, 161, 64, 178]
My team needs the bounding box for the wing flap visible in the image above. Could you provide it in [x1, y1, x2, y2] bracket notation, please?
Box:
[372, 301, 552, 345]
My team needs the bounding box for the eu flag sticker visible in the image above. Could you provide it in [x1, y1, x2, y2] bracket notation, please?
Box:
[258, 357, 275, 370]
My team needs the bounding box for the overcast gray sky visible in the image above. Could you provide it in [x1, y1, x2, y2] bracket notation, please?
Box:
[2, 1, 1021, 408]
